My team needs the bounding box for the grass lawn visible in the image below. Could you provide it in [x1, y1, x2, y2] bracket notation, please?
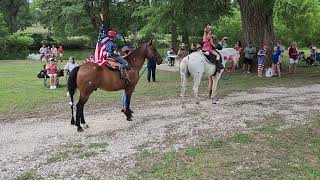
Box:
[128, 116, 320, 179]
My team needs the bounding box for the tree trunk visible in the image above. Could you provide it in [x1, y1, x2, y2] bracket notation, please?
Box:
[84, 0, 99, 31]
[238, 0, 276, 70]
[8, 1, 19, 33]
[171, 10, 178, 52]
[181, 0, 190, 46]
[101, 0, 110, 28]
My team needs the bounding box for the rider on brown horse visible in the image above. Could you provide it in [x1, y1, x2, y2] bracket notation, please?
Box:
[105, 31, 129, 79]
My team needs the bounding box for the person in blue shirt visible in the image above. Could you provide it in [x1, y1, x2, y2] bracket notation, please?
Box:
[272, 45, 282, 77]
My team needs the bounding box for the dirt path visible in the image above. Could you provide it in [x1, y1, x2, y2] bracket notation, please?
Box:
[1, 84, 320, 179]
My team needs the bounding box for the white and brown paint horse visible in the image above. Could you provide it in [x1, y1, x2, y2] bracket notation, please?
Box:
[180, 48, 237, 107]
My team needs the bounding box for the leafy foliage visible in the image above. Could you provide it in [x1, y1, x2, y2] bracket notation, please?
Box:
[0, 0, 32, 32]
[274, 0, 320, 47]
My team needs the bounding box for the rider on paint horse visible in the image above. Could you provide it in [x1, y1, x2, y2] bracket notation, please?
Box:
[202, 24, 224, 72]
[100, 14, 128, 79]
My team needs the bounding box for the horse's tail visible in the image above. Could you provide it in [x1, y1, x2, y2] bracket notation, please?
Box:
[68, 66, 80, 97]
[68, 66, 80, 98]
[180, 56, 190, 77]
[68, 66, 80, 125]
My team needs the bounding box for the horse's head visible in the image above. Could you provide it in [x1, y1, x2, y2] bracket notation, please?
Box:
[145, 40, 163, 65]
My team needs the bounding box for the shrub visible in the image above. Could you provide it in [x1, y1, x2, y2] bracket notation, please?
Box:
[30, 33, 44, 49]
[56, 36, 91, 49]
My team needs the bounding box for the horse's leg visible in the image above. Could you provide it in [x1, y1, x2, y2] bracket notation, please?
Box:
[181, 72, 188, 108]
[192, 73, 202, 105]
[124, 87, 135, 121]
[76, 94, 89, 132]
[208, 76, 213, 98]
[211, 72, 222, 104]
[70, 95, 75, 125]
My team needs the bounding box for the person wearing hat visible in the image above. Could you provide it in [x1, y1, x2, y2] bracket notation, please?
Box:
[46, 58, 59, 89]
[100, 13, 128, 79]
[177, 42, 189, 60]
[218, 37, 228, 50]
[105, 30, 129, 79]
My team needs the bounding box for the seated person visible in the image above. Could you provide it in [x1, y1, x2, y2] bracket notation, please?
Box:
[167, 48, 176, 66]
[46, 58, 59, 89]
[64, 57, 79, 75]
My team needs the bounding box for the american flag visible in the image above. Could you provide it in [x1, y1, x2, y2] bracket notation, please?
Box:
[94, 24, 109, 62]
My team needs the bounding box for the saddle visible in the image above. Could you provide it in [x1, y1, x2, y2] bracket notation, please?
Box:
[202, 50, 221, 65]
[106, 58, 120, 70]
[105, 58, 130, 80]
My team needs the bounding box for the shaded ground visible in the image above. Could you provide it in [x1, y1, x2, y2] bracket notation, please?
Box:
[1, 84, 320, 179]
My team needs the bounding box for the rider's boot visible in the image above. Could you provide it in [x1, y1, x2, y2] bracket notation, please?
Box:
[120, 67, 126, 79]
[216, 59, 224, 73]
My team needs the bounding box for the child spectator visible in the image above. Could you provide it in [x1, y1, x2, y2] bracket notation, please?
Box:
[311, 44, 317, 65]
[51, 45, 58, 62]
[58, 45, 64, 62]
[167, 48, 176, 66]
[257, 44, 268, 78]
[277, 41, 285, 70]
[272, 45, 281, 77]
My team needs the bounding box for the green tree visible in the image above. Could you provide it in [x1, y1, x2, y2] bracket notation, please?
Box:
[0, 0, 32, 33]
[274, 0, 320, 47]
[214, 8, 242, 46]
[132, 0, 232, 50]
[0, 13, 10, 53]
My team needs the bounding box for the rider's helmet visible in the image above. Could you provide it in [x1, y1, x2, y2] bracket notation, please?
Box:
[108, 31, 117, 38]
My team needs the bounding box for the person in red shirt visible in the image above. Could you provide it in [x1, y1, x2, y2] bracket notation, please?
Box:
[288, 41, 298, 74]
[46, 58, 59, 89]
[58, 45, 64, 62]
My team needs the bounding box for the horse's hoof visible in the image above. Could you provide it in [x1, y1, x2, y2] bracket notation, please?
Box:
[82, 124, 89, 129]
[130, 109, 134, 113]
[71, 120, 75, 125]
[182, 104, 186, 108]
[196, 101, 200, 105]
[212, 100, 219, 105]
[77, 127, 84, 132]
[126, 118, 132, 121]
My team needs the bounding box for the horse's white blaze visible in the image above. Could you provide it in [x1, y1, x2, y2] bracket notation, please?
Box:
[179, 48, 238, 106]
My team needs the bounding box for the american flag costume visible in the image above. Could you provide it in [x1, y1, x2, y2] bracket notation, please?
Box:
[85, 24, 110, 66]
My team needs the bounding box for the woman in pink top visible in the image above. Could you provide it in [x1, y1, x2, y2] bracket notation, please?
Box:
[46, 58, 59, 89]
[288, 41, 298, 74]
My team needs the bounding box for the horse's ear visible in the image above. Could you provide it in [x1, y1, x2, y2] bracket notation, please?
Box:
[148, 40, 153, 45]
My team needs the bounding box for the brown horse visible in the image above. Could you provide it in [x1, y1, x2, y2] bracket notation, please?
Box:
[68, 41, 162, 132]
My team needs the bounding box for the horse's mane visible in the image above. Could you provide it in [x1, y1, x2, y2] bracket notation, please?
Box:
[124, 43, 146, 64]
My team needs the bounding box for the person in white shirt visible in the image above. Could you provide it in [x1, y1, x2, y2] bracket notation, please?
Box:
[64, 57, 79, 75]
[65, 57, 79, 96]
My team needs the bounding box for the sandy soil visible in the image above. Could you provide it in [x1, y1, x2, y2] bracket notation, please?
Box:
[1, 84, 320, 179]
